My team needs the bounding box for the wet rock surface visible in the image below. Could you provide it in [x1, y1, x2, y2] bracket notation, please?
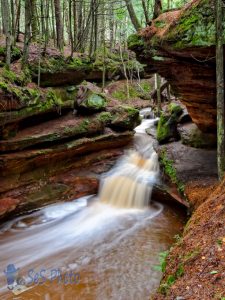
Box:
[178, 122, 217, 149]
[159, 141, 217, 185]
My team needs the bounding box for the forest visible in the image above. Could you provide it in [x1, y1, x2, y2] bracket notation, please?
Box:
[0, 0, 224, 299]
[0, 0, 189, 64]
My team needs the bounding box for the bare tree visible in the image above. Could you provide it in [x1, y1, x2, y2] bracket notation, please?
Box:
[1, 0, 11, 68]
[54, 0, 63, 50]
[124, 0, 141, 31]
[216, 0, 225, 180]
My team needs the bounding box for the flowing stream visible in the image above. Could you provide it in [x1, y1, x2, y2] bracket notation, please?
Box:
[0, 108, 184, 300]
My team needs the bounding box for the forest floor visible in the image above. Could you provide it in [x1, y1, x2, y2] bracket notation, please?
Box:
[153, 143, 225, 300]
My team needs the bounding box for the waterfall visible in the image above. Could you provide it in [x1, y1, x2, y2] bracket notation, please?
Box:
[99, 108, 159, 209]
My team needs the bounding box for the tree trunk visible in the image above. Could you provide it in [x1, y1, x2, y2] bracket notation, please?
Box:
[124, 0, 141, 31]
[30, 0, 37, 41]
[23, 0, 32, 66]
[216, 0, 225, 180]
[1, 0, 11, 68]
[153, 0, 162, 19]
[14, 0, 21, 42]
[141, 0, 149, 24]
[54, 0, 63, 50]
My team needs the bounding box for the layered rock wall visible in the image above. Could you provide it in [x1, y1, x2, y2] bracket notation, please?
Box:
[129, 0, 224, 133]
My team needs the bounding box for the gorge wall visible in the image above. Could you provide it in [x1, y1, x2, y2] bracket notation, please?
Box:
[0, 48, 145, 219]
[129, 0, 223, 133]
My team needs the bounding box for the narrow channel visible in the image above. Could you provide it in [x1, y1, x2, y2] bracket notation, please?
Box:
[0, 109, 184, 299]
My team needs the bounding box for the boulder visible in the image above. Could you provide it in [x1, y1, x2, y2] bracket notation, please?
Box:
[75, 83, 107, 113]
[157, 103, 183, 144]
[109, 106, 141, 130]
[178, 122, 217, 149]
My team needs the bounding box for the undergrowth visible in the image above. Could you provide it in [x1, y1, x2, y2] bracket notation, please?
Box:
[159, 148, 185, 196]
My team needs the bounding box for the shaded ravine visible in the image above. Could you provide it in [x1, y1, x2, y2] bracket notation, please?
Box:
[0, 109, 185, 299]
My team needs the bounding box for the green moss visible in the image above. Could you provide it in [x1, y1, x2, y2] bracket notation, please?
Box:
[0, 47, 5, 56]
[0, 81, 8, 91]
[0, 46, 21, 61]
[112, 85, 140, 101]
[169, 103, 183, 115]
[152, 56, 165, 61]
[140, 81, 152, 93]
[159, 148, 185, 195]
[52, 87, 77, 103]
[46, 89, 63, 106]
[2, 68, 17, 83]
[157, 114, 170, 143]
[11, 47, 22, 60]
[155, 20, 166, 28]
[1, 66, 31, 86]
[158, 264, 184, 295]
[164, 0, 221, 48]
[127, 34, 144, 50]
[87, 94, 106, 110]
[97, 112, 113, 124]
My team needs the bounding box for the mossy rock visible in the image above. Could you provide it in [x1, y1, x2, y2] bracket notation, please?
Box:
[97, 112, 113, 125]
[161, 0, 223, 49]
[110, 105, 141, 131]
[75, 84, 107, 113]
[0, 46, 22, 62]
[178, 122, 217, 149]
[157, 103, 183, 144]
[127, 34, 145, 51]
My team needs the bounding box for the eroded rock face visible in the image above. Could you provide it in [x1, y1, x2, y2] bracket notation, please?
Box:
[178, 122, 217, 149]
[130, 0, 223, 133]
[0, 76, 141, 219]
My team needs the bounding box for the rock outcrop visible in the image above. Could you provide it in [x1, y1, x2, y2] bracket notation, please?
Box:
[0, 77, 140, 218]
[129, 0, 223, 133]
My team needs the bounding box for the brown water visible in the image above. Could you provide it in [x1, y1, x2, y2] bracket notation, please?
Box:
[0, 109, 185, 299]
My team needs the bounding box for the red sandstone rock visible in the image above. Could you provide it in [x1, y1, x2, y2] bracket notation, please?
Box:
[0, 197, 19, 217]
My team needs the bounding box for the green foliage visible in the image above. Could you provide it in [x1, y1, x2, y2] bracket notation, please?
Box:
[217, 239, 223, 246]
[165, 0, 219, 48]
[158, 263, 184, 295]
[68, 56, 91, 68]
[169, 103, 183, 115]
[160, 148, 185, 195]
[140, 81, 152, 93]
[0, 46, 21, 61]
[1, 66, 31, 86]
[157, 114, 170, 143]
[155, 20, 166, 28]
[183, 249, 200, 262]
[46, 89, 63, 106]
[11, 47, 22, 60]
[112, 85, 139, 101]
[154, 251, 169, 272]
[127, 34, 144, 49]
[152, 56, 165, 61]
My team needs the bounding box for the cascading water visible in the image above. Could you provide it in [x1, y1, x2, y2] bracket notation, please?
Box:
[0, 108, 184, 300]
[99, 108, 159, 209]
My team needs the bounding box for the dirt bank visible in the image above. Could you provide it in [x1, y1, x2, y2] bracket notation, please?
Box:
[153, 175, 224, 300]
